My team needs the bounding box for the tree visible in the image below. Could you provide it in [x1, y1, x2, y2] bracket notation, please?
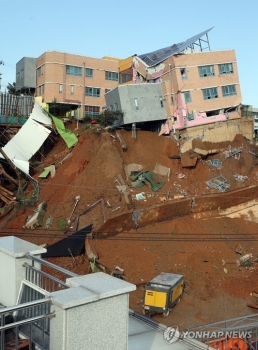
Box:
[96, 109, 124, 127]
[6, 82, 18, 95]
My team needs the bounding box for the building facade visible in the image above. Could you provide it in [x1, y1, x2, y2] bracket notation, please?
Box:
[108, 28, 242, 130]
[35, 51, 120, 118]
[16, 57, 37, 96]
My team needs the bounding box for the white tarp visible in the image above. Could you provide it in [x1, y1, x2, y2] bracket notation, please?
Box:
[0, 100, 52, 174]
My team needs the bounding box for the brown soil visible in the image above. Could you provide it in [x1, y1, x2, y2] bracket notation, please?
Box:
[3, 123, 258, 330]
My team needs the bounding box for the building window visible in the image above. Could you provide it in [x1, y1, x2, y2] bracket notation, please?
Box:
[105, 71, 118, 81]
[202, 87, 218, 100]
[59, 84, 63, 94]
[37, 67, 41, 78]
[119, 73, 132, 84]
[17, 72, 20, 81]
[188, 112, 195, 121]
[85, 105, 100, 117]
[134, 98, 139, 110]
[219, 63, 233, 74]
[180, 68, 187, 80]
[198, 65, 215, 77]
[105, 89, 111, 93]
[85, 87, 100, 97]
[70, 85, 74, 95]
[171, 96, 174, 105]
[66, 65, 82, 76]
[85, 68, 93, 78]
[222, 84, 236, 97]
[20, 70, 24, 80]
[41, 85, 44, 95]
[184, 91, 192, 103]
[110, 105, 113, 111]
[114, 102, 118, 111]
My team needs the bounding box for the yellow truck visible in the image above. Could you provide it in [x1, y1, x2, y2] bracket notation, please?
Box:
[142, 273, 185, 317]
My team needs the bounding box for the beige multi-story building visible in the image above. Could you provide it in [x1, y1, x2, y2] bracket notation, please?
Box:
[17, 52, 120, 118]
[109, 28, 242, 130]
[16, 28, 243, 130]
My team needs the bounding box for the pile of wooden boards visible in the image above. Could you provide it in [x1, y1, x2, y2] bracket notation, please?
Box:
[0, 185, 16, 205]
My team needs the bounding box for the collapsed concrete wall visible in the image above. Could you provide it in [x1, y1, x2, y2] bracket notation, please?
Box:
[97, 185, 258, 236]
[180, 117, 254, 153]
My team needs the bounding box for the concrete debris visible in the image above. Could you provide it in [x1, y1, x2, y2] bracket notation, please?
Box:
[153, 163, 170, 177]
[24, 201, 47, 229]
[132, 210, 140, 228]
[181, 152, 198, 168]
[193, 148, 208, 156]
[233, 174, 248, 182]
[116, 185, 128, 193]
[238, 253, 253, 267]
[111, 206, 120, 212]
[124, 164, 143, 179]
[136, 193, 146, 201]
[116, 131, 127, 150]
[206, 175, 230, 192]
[176, 173, 186, 179]
[168, 154, 181, 159]
[45, 216, 53, 229]
[235, 244, 244, 255]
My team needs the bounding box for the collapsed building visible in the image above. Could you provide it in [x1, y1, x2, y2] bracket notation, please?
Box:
[105, 28, 253, 142]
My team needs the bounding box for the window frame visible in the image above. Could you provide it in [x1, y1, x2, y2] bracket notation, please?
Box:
[219, 63, 233, 75]
[105, 71, 119, 81]
[184, 91, 192, 103]
[202, 87, 218, 100]
[66, 65, 82, 76]
[85, 68, 93, 78]
[222, 84, 236, 97]
[198, 65, 215, 77]
[85, 105, 100, 117]
[85, 86, 100, 97]
[180, 68, 188, 80]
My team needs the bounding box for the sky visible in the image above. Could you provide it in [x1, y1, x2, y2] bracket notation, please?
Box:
[0, 0, 257, 106]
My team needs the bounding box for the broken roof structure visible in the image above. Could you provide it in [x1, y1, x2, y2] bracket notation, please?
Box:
[138, 27, 214, 67]
[0, 101, 52, 174]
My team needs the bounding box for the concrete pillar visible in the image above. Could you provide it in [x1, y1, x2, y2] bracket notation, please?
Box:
[0, 236, 46, 306]
[49, 272, 136, 350]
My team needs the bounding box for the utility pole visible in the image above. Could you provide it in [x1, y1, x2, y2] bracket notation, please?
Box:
[0, 60, 4, 92]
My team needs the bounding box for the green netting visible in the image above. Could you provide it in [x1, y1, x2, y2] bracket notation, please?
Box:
[130, 171, 165, 191]
[51, 115, 78, 148]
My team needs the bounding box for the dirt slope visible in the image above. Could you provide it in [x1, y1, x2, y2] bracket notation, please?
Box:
[3, 123, 258, 330]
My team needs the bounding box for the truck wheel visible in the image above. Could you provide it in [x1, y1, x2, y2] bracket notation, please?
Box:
[143, 309, 149, 316]
[163, 310, 169, 317]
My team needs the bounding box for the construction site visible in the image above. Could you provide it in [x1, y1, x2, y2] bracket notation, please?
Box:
[1, 91, 258, 349]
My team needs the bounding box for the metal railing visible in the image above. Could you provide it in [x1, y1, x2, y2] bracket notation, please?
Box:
[24, 252, 78, 293]
[185, 313, 258, 349]
[0, 299, 53, 350]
